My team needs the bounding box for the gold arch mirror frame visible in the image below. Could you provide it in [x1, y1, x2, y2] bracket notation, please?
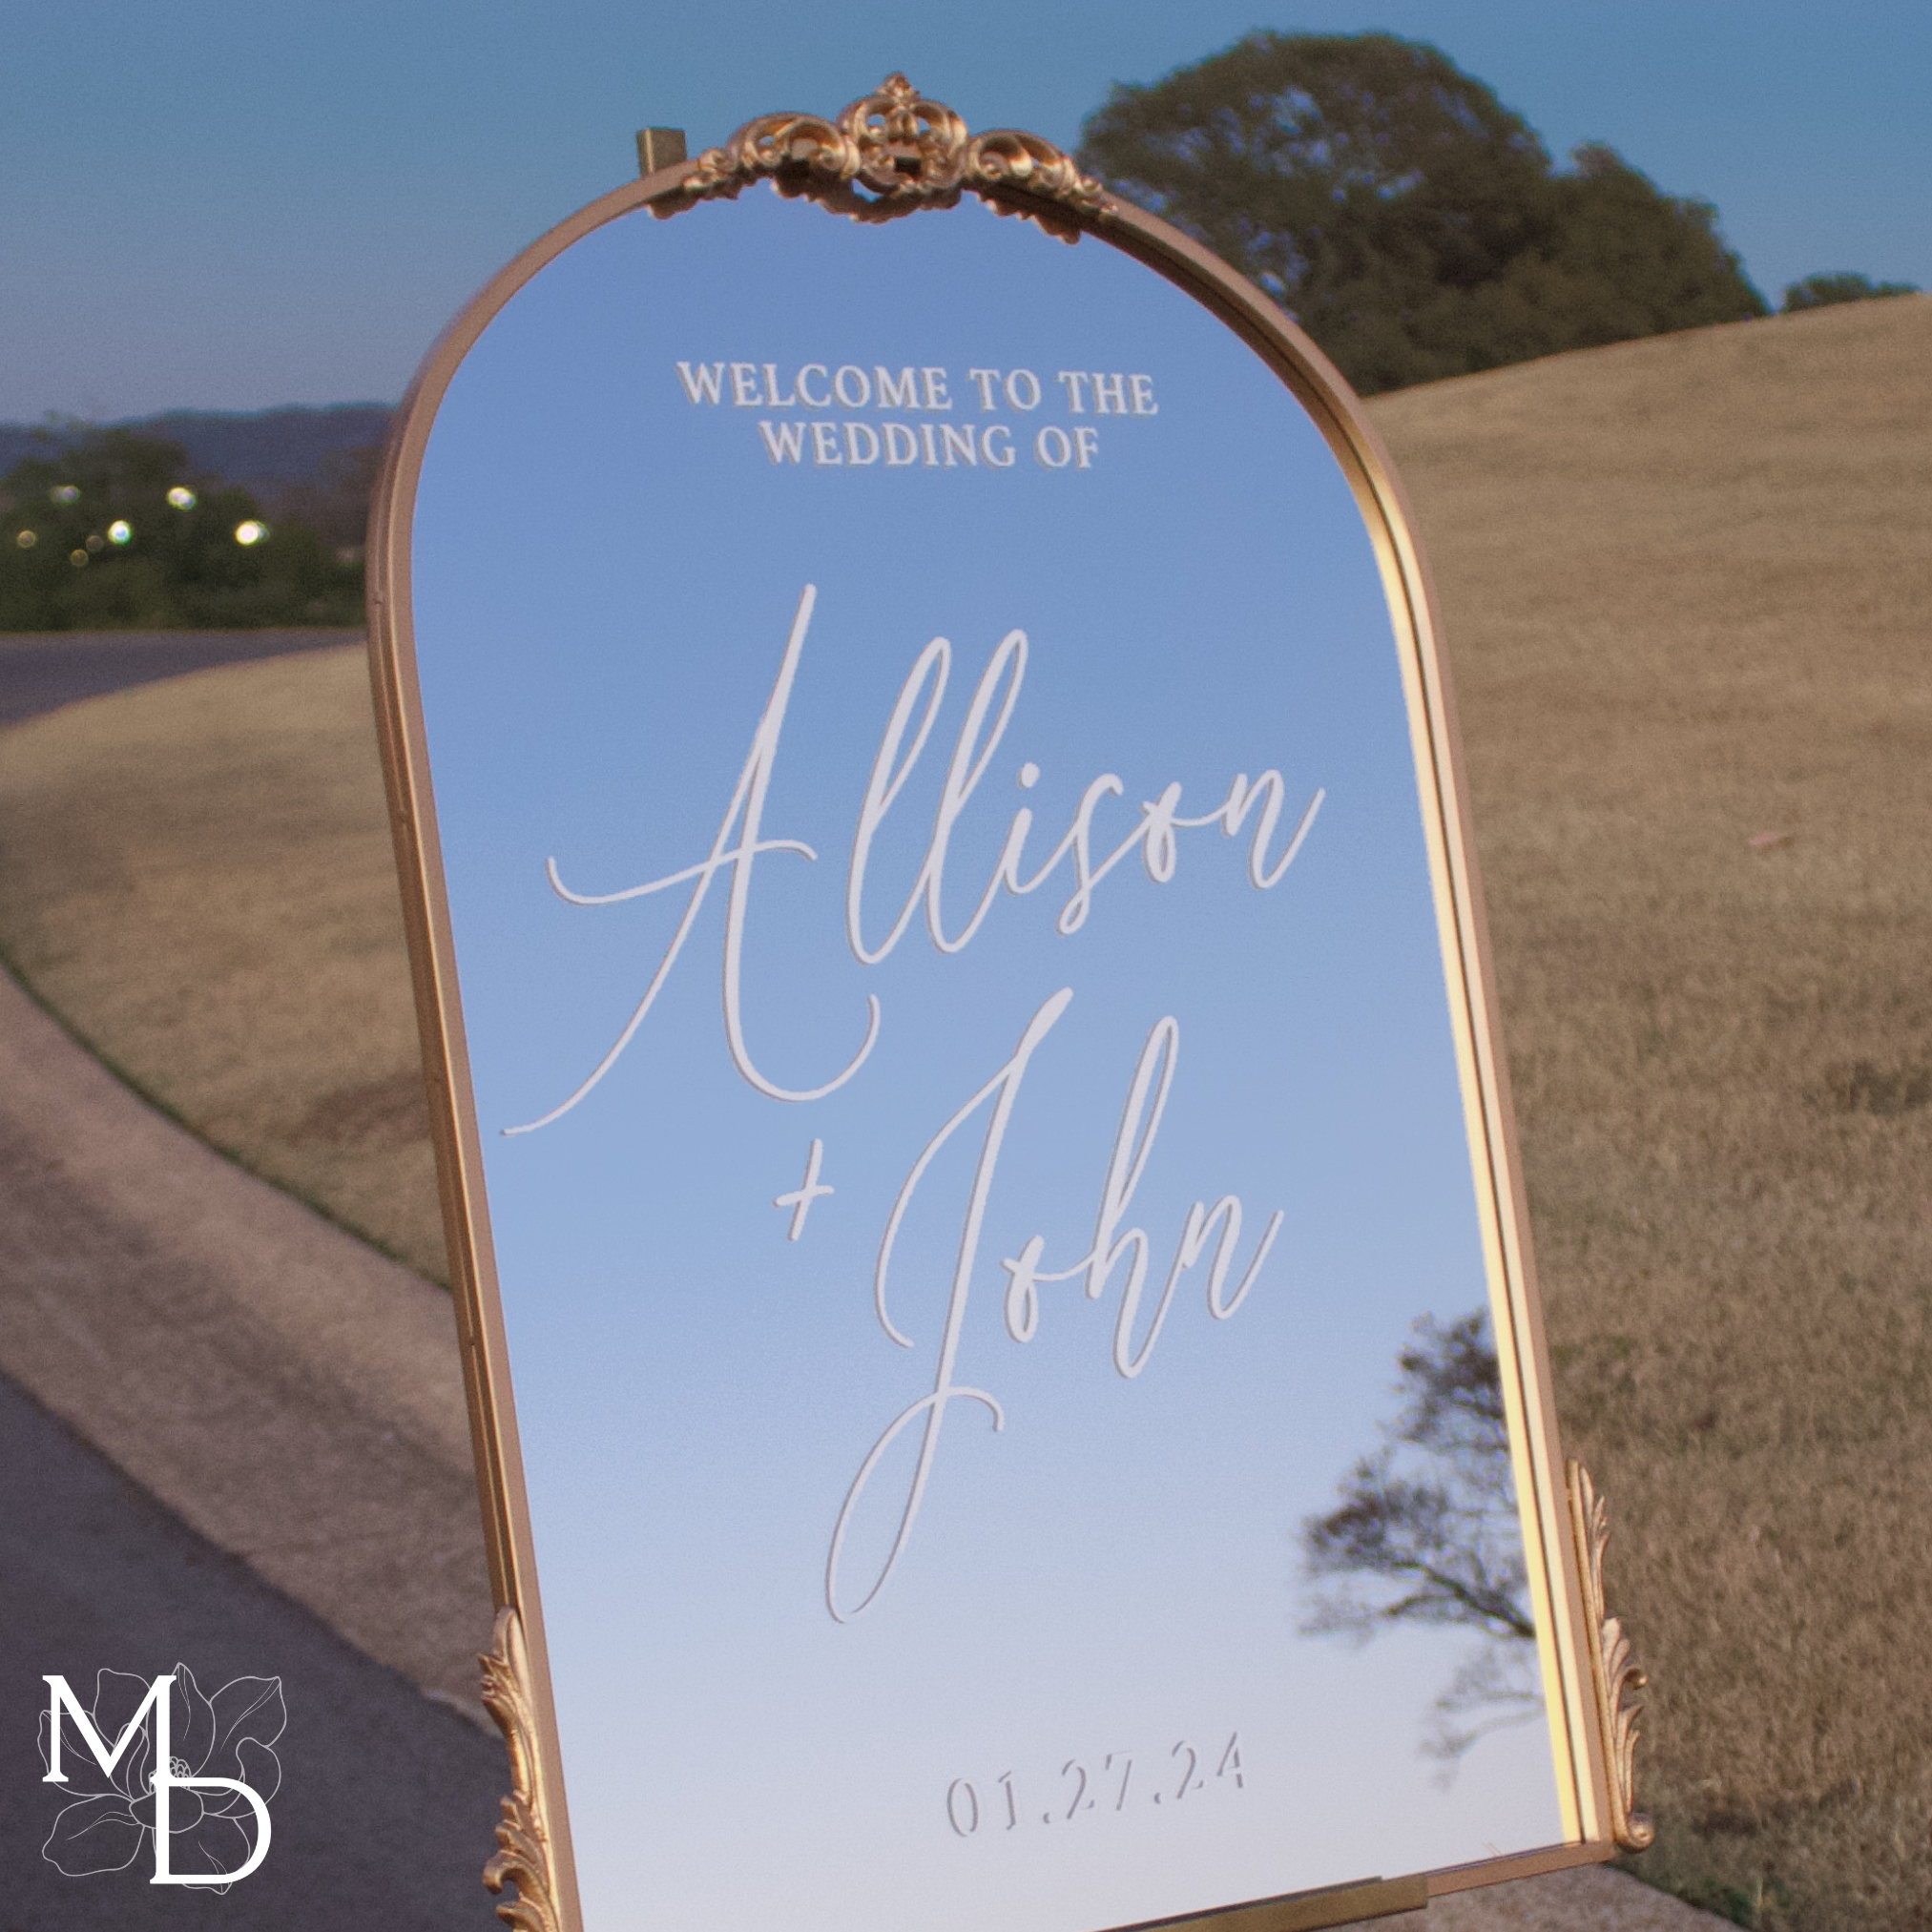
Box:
[366, 73, 1649, 1932]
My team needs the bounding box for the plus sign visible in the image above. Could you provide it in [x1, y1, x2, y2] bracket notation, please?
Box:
[774, 1137, 834, 1241]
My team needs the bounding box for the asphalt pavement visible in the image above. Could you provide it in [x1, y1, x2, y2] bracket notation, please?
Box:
[0, 1374, 504, 1932]
[0, 628, 357, 725]
[0, 627, 509, 1928]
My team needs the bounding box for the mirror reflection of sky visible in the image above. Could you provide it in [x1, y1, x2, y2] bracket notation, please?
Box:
[409, 185, 1567, 1932]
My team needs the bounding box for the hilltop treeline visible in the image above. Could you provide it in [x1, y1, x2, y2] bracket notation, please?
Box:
[0, 427, 364, 631]
[1080, 31, 1918, 395]
[0, 405, 391, 508]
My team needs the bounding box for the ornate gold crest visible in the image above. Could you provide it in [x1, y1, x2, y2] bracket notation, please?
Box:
[1568, 1461, 1655, 1852]
[662, 73, 1109, 236]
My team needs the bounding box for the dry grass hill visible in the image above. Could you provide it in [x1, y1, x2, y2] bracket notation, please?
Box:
[1373, 294, 1932, 1928]
[1, 294, 1927, 1929]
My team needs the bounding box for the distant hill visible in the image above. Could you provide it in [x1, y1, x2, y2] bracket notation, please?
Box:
[0, 405, 394, 499]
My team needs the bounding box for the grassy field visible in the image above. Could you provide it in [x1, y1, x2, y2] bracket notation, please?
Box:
[1375, 294, 1932, 1928]
[0, 644, 444, 1273]
[1, 294, 1927, 1928]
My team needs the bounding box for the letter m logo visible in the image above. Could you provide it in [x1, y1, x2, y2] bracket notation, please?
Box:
[43, 1672, 168, 1786]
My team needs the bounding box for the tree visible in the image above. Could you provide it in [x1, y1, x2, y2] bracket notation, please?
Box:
[1078, 32, 1767, 394]
[265, 439, 384, 555]
[1782, 271, 1922, 313]
[0, 427, 363, 631]
[1301, 1310, 1541, 1762]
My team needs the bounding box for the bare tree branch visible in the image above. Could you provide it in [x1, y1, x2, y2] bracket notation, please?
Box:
[1299, 1312, 1538, 1763]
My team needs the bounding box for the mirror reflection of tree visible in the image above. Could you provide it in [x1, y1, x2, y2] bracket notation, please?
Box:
[1299, 1310, 1542, 1766]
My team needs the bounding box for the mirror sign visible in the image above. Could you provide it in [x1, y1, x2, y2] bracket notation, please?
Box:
[368, 74, 1652, 1932]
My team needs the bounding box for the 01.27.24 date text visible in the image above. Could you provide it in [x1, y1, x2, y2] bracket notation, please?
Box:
[946, 1735, 1245, 1838]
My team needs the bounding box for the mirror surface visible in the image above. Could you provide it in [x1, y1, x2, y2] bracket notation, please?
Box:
[405, 183, 1569, 1932]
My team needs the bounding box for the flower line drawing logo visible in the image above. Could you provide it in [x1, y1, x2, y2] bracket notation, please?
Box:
[39, 1665, 284, 1889]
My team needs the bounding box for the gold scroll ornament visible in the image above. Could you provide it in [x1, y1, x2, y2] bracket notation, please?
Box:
[660, 73, 1110, 237]
[480, 1607, 562, 1932]
[1568, 1461, 1654, 1852]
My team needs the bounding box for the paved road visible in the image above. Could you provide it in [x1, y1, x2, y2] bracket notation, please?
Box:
[0, 1375, 504, 1932]
[0, 965, 494, 1710]
[0, 627, 357, 725]
[0, 627, 508, 1927]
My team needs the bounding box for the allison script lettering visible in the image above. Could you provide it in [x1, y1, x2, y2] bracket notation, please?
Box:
[509, 584, 1323, 1132]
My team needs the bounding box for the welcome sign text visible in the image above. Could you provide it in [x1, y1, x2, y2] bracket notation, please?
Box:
[676, 361, 1159, 469]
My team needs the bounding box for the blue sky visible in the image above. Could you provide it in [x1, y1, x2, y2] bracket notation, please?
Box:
[1, 0, 1925, 424]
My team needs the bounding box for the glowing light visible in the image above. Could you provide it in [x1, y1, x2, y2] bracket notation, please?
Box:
[51, 484, 79, 505]
[166, 487, 197, 509]
[107, 520, 132, 545]
[69, 550, 88, 568]
[14, 530, 35, 550]
[85, 533, 105, 552]
[234, 519, 269, 546]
